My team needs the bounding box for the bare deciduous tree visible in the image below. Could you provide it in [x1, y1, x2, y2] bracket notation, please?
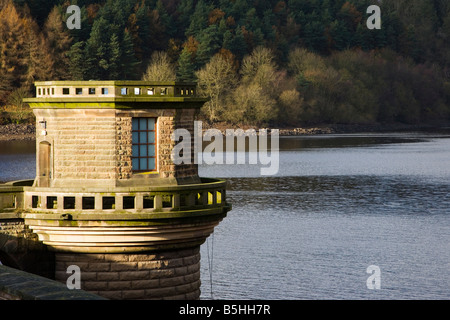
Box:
[196, 53, 237, 122]
[142, 51, 177, 81]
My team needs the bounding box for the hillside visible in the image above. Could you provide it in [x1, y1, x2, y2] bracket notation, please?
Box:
[1, 0, 450, 127]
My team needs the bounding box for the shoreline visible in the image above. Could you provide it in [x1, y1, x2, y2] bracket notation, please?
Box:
[0, 124, 36, 141]
[1, 122, 449, 142]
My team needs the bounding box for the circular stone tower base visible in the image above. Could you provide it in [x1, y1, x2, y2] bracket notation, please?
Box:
[55, 247, 201, 300]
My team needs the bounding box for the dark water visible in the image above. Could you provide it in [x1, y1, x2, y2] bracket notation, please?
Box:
[198, 131, 450, 300]
[0, 140, 35, 183]
[1, 132, 449, 299]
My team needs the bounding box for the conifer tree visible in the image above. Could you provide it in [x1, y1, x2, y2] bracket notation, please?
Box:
[177, 47, 196, 82]
[67, 41, 87, 80]
[43, 6, 73, 80]
[120, 29, 140, 79]
[0, 1, 25, 103]
[108, 33, 121, 80]
[22, 21, 55, 88]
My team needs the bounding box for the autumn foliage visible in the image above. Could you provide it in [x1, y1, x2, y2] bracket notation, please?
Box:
[1, 0, 450, 126]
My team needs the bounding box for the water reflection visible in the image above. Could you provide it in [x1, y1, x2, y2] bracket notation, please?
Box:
[278, 133, 428, 150]
[225, 175, 450, 217]
[200, 132, 450, 300]
[0, 132, 449, 299]
[0, 141, 35, 183]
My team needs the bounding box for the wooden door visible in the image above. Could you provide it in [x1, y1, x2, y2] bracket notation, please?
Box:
[39, 141, 51, 187]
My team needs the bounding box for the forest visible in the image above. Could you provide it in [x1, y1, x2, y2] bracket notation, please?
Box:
[1, 0, 450, 127]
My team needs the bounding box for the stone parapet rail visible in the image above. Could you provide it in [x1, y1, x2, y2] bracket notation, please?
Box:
[0, 264, 106, 300]
[22, 177, 228, 214]
[0, 178, 230, 254]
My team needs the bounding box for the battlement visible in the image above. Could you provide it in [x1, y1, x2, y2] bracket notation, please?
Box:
[31, 81, 197, 99]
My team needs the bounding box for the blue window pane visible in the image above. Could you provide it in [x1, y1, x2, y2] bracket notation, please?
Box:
[132, 145, 139, 157]
[132, 132, 139, 144]
[140, 145, 147, 156]
[148, 158, 155, 170]
[139, 118, 147, 130]
[132, 158, 139, 170]
[132, 118, 139, 130]
[148, 145, 155, 156]
[148, 132, 155, 143]
[148, 119, 155, 130]
[140, 158, 148, 170]
[140, 132, 147, 143]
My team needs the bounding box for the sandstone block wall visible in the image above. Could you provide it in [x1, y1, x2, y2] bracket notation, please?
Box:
[35, 107, 199, 187]
[0, 216, 54, 278]
[35, 109, 117, 187]
[174, 109, 198, 180]
[55, 247, 201, 300]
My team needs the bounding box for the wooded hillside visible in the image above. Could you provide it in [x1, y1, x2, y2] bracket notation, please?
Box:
[1, 0, 450, 126]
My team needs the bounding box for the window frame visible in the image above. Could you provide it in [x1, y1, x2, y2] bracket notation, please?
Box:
[131, 117, 157, 173]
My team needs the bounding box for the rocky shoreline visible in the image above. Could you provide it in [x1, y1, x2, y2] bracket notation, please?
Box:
[0, 122, 448, 142]
[0, 124, 36, 141]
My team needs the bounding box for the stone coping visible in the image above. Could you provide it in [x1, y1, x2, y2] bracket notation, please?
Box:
[0, 265, 106, 300]
[23, 177, 227, 193]
[33, 80, 198, 86]
[23, 97, 208, 105]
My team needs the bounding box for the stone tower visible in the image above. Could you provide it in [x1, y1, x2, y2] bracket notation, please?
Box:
[20, 81, 231, 299]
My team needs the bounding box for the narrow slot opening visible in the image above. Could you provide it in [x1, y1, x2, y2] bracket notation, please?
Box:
[123, 196, 135, 209]
[82, 197, 95, 210]
[102, 197, 115, 210]
[216, 191, 222, 204]
[180, 194, 187, 207]
[195, 193, 203, 205]
[162, 195, 172, 208]
[47, 196, 57, 209]
[64, 197, 76, 209]
[32, 196, 39, 208]
[208, 192, 214, 205]
[143, 195, 154, 209]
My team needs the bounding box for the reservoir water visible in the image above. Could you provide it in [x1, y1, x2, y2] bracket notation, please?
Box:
[1, 131, 449, 300]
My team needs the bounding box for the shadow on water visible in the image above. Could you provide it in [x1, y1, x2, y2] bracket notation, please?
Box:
[278, 134, 428, 150]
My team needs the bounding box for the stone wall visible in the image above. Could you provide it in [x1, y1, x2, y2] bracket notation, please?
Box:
[115, 109, 199, 183]
[0, 215, 54, 278]
[35, 108, 117, 188]
[174, 109, 199, 182]
[116, 116, 133, 180]
[34, 108, 200, 187]
[55, 247, 201, 300]
[158, 115, 176, 178]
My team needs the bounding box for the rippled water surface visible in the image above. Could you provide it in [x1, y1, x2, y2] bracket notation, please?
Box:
[1, 132, 449, 299]
[199, 131, 450, 299]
